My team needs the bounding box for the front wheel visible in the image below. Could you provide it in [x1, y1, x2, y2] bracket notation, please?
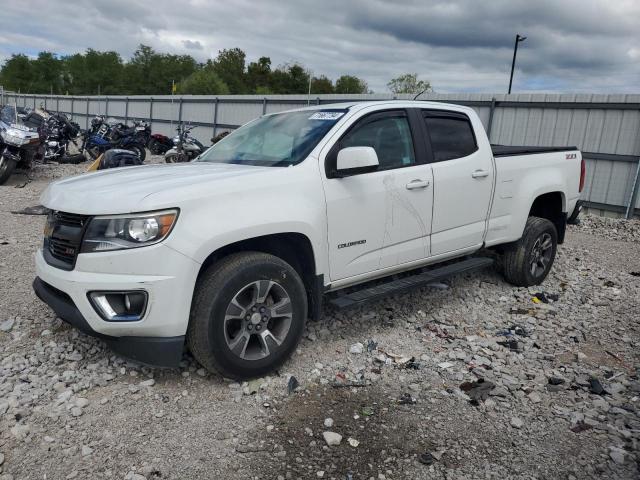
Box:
[0, 156, 17, 185]
[87, 147, 101, 160]
[165, 152, 189, 163]
[502, 216, 558, 287]
[147, 139, 163, 155]
[187, 252, 307, 379]
[58, 153, 86, 164]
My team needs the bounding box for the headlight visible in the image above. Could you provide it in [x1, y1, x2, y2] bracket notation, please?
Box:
[1, 129, 30, 146]
[80, 209, 178, 253]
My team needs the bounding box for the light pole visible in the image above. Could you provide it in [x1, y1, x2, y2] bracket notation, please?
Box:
[508, 34, 527, 94]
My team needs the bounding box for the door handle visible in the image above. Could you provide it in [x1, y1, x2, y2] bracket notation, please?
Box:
[406, 179, 430, 190]
[471, 169, 490, 178]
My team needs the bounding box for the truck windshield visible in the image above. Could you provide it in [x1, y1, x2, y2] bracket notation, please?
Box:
[196, 109, 347, 167]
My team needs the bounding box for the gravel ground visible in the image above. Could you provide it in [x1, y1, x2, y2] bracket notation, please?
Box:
[0, 157, 639, 480]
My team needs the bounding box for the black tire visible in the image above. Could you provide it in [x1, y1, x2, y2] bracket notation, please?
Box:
[165, 152, 189, 163]
[147, 139, 161, 155]
[0, 156, 17, 185]
[87, 147, 101, 160]
[187, 252, 307, 379]
[58, 153, 86, 164]
[502, 216, 558, 287]
[128, 144, 146, 162]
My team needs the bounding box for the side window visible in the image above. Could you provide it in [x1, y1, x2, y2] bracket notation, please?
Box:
[423, 113, 477, 162]
[340, 114, 415, 170]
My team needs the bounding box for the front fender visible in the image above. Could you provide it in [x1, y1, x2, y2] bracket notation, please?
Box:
[155, 161, 330, 279]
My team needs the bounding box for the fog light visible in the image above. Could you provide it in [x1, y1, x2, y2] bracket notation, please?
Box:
[88, 291, 148, 322]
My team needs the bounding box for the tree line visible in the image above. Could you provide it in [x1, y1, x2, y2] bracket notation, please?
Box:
[0, 45, 431, 96]
[0, 45, 371, 96]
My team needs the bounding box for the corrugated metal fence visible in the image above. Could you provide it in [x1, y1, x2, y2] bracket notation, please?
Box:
[2, 89, 639, 218]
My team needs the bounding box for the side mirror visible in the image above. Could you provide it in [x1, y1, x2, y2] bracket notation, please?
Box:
[336, 146, 379, 177]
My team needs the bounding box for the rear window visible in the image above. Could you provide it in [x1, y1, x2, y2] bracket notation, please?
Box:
[423, 113, 477, 162]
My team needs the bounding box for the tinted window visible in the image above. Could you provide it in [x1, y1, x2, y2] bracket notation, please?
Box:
[341, 114, 415, 170]
[423, 114, 477, 162]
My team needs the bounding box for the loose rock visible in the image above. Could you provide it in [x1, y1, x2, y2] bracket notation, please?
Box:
[322, 432, 342, 446]
[510, 417, 524, 429]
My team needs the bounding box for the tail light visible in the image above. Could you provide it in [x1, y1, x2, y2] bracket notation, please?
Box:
[579, 158, 586, 192]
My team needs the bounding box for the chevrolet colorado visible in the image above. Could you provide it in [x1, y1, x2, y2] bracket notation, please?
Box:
[33, 101, 585, 378]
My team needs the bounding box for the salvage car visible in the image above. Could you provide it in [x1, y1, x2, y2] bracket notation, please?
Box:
[33, 101, 585, 378]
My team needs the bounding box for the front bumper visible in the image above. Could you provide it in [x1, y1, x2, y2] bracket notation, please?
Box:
[33, 243, 201, 367]
[33, 277, 184, 367]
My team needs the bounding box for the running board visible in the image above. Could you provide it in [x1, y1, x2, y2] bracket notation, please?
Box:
[328, 257, 494, 310]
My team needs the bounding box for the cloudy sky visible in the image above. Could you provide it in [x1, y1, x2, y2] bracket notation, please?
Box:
[0, 0, 638, 93]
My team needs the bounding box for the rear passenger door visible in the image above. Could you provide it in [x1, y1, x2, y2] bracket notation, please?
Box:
[421, 110, 493, 256]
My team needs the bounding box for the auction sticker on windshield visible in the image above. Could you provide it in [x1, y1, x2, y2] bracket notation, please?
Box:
[309, 111, 345, 120]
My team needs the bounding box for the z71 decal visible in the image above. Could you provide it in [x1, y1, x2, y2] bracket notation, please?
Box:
[566, 153, 577, 159]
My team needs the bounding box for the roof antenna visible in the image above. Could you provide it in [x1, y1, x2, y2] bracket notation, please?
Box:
[413, 87, 430, 101]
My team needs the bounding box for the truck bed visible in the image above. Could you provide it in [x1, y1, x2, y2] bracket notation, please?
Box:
[491, 144, 578, 157]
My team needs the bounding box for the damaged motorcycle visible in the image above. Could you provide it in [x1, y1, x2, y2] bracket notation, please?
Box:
[0, 104, 47, 185]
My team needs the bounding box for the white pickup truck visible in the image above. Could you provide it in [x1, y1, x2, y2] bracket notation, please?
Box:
[34, 101, 584, 378]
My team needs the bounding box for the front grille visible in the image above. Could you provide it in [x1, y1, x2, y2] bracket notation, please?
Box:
[48, 238, 78, 262]
[53, 211, 87, 228]
[43, 211, 90, 270]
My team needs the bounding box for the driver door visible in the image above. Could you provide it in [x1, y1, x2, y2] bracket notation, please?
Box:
[321, 109, 434, 282]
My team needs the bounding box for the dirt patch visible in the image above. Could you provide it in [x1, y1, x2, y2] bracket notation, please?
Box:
[248, 378, 614, 479]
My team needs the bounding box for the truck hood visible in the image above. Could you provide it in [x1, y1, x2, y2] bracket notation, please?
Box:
[40, 162, 272, 214]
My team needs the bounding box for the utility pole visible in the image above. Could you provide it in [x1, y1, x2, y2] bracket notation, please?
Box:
[508, 34, 527, 94]
[307, 70, 312, 106]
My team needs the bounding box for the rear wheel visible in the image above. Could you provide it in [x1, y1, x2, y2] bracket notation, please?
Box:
[0, 156, 17, 185]
[502, 216, 558, 287]
[128, 144, 146, 162]
[187, 252, 307, 379]
[147, 139, 162, 155]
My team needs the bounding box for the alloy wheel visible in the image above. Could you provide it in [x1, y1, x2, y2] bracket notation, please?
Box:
[223, 280, 293, 361]
[530, 233, 553, 277]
